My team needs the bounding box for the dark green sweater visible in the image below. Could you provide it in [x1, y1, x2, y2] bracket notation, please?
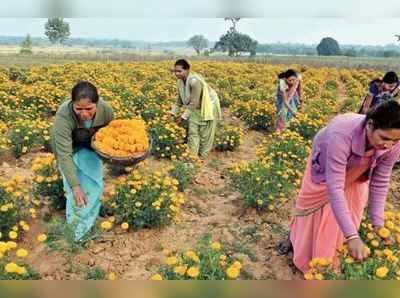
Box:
[51, 99, 114, 188]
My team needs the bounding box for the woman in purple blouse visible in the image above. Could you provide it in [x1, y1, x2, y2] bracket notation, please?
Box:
[283, 100, 400, 273]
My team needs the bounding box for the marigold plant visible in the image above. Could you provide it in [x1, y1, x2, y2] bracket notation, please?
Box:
[151, 239, 243, 280]
[106, 169, 184, 230]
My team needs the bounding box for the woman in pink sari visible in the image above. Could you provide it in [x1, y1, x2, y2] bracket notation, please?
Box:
[278, 100, 400, 273]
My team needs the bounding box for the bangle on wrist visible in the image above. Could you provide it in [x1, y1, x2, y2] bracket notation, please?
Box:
[345, 234, 359, 242]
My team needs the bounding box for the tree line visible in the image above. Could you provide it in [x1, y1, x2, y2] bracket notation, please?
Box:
[15, 18, 400, 58]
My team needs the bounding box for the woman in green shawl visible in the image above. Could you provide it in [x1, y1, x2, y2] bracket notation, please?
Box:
[51, 81, 114, 242]
[170, 59, 222, 159]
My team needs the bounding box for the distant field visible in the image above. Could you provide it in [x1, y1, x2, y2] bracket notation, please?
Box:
[247, 55, 400, 72]
[0, 45, 398, 71]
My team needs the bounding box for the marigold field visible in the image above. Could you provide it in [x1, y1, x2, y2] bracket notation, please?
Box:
[1, 60, 399, 280]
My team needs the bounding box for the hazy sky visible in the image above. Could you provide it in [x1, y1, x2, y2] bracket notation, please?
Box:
[0, 0, 399, 45]
[0, 18, 399, 45]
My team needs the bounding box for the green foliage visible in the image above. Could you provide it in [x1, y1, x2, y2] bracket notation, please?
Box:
[214, 31, 258, 57]
[19, 34, 32, 55]
[169, 161, 199, 192]
[85, 267, 106, 280]
[187, 35, 209, 55]
[44, 18, 71, 44]
[317, 37, 341, 56]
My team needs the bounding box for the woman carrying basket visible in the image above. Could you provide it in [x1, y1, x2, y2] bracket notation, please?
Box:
[51, 81, 114, 242]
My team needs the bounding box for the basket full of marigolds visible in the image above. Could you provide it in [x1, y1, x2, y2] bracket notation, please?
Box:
[92, 119, 152, 166]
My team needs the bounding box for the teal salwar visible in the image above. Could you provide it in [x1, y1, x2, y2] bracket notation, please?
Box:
[59, 120, 103, 242]
[60, 147, 103, 242]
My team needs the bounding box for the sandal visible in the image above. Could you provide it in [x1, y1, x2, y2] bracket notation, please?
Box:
[277, 234, 293, 255]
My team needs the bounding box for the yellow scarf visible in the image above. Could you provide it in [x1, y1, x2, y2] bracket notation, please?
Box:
[177, 73, 218, 121]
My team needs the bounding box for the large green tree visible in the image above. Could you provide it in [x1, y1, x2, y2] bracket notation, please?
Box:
[214, 31, 258, 56]
[316, 37, 341, 56]
[44, 18, 71, 44]
[187, 35, 209, 55]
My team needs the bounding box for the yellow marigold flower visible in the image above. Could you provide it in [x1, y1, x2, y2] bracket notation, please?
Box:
[166, 256, 178, 266]
[6, 241, 17, 249]
[186, 250, 196, 258]
[371, 240, 379, 248]
[150, 274, 163, 280]
[344, 257, 354, 264]
[309, 258, 320, 268]
[385, 221, 395, 230]
[13, 175, 24, 183]
[16, 266, 27, 275]
[135, 202, 142, 208]
[100, 221, 112, 230]
[383, 249, 393, 257]
[366, 233, 374, 240]
[378, 227, 390, 239]
[5, 262, 18, 273]
[232, 261, 242, 270]
[318, 258, 331, 267]
[8, 231, 17, 240]
[37, 234, 47, 242]
[0, 242, 7, 253]
[16, 248, 28, 258]
[376, 266, 389, 279]
[375, 250, 383, 257]
[210, 242, 221, 251]
[314, 273, 324, 280]
[121, 222, 129, 230]
[224, 265, 240, 279]
[187, 266, 200, 279]
[191, 254, 200, 263]
[35, 176, 44, 183]
[173, 266, 187, 276]
[108, 272, 117, 280]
